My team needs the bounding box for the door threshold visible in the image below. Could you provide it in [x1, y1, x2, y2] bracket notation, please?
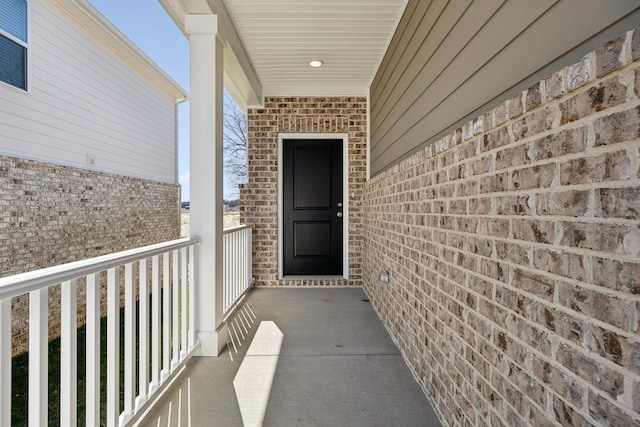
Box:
[281, 275, 346, 281]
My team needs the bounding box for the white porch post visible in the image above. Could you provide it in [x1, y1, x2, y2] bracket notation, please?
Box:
[186, 14, 227, 356]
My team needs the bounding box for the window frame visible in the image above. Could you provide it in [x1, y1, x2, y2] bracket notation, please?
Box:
[0, 0, 30, 93]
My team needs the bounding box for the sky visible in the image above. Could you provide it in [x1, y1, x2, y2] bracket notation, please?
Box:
[88, 0, 240, 200]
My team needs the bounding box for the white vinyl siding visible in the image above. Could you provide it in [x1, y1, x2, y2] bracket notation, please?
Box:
[370, 0, 640, 176]
[0, 0, 179, 183]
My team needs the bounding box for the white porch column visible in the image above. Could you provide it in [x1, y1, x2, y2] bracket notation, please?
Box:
[186, 14, 227, 356]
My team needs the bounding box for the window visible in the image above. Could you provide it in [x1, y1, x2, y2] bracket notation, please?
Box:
[0, 0, 28, 90]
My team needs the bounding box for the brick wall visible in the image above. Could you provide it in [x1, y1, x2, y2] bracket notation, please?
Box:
[1, 155, 180, 355]
[240, 97, 367, 286]
[362, 28, 640, 425]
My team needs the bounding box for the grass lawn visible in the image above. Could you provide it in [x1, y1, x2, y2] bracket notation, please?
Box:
[11, 309, 131, 426]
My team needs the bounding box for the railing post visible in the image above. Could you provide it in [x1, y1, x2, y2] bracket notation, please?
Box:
[0, 298, 11, 427]
[29, 288, 48, 427]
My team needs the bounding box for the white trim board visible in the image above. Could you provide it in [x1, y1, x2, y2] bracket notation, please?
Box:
[277, 133, 350, 280]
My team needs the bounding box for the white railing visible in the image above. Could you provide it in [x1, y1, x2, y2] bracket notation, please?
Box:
[222, 224, 254, 315]
[0, 237, 200, 427]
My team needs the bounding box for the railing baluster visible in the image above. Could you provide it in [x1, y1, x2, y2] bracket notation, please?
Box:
[86, 273, 100, 426]
[61, 279, 78, 426]
[29, 289, 48, 427]
[229, 235, 233, 305]
[29, 288, 48, 427]
[230, 232, 234, 308]
[233, 233, 238, 306]
[151, 255, 161, 390]
[106, 267, 120, 427]
[233, 232, 237, 307]
[180, 248, 188, 357]
[240, 231, 245, 295]
[240, 230, 245, 294]
[188, 245, 195, 348]
[224, 234, 228, 311]
[247, 228, 252, 286]
[162, 252, 170, 378]
[138, 258, 149, 407]
[223, 233, 228, 312]
[227, 234, 237, 308]
[172, 250, 180, 367]
[238, 230, 248, 294]
[244, 229, 248, 288]
[0, 298, 11, 427]
[248, 228, 253, 283]
[234, 232, 238, 305]
[123, 262, 136, 420]
[236, 231, 240, 301]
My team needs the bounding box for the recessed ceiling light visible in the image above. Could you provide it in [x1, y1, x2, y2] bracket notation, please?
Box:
[309, 59, 324, 68]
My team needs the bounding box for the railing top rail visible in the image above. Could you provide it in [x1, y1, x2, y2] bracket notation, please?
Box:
[222, 223, 255, 235]
[0, 237, 201, 301]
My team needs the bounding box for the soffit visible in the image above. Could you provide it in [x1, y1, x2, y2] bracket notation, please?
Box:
[160, 0, 213, 27]
[222, 0, 408, 97]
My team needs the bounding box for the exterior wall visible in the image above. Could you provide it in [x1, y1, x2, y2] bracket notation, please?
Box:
[2, 154, 180, 355]
[0, 0, 184, 355]
[240, 96, 367, 287]
[0, 0, 180, 184]
[362, 28, 640, 425]
[370, 0, 640, 175]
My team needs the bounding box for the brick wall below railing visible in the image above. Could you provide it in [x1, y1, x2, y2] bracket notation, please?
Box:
[362, 28, 640, 425]
[1, 155, 180, 355]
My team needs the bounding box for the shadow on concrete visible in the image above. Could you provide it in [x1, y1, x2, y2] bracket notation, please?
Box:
[138, 288, 442, 427]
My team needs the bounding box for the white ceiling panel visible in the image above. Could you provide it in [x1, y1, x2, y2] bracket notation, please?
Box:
[222, 0, 408, 96]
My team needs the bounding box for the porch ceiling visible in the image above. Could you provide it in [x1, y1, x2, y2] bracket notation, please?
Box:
[159, 0, 407, 105]
[223, 0, 408, 97]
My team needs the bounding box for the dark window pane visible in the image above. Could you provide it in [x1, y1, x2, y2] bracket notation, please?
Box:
[0, 34, 26, 90]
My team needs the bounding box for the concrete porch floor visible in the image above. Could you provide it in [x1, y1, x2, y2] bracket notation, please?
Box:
[138, 288, 442, 426]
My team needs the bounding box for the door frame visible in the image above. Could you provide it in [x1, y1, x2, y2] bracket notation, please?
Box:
[278, 133, 349, 280]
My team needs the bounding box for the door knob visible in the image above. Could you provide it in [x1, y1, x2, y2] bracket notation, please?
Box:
[337, 212, 343, 218]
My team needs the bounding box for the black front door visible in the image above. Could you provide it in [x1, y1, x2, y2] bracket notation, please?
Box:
[283, 139, 343, 275]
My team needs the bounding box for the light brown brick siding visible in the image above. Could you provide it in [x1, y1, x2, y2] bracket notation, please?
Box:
[1, 155, 180, 355]
[241, 97, 367, 287]
[363, 28, 640, 425]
